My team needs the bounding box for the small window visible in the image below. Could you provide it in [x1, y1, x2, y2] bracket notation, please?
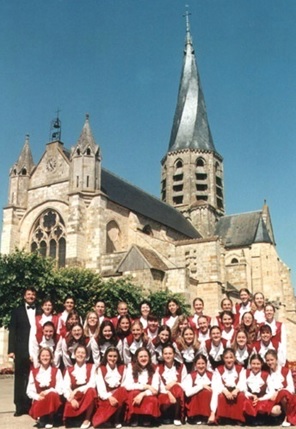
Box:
[196, 184, 208, 191]
[231, 258, 239, 264]
[196, 173, 207, 181]
[173, 173, 183, 182]
[175, 159, 183, 169]
[21, 167, 27, 175]
[173, 184, 183, 192]
[77, 148, 81, 155]
[196, 158, 205, 167]
[196, 195, 208, 202]
[86, 176, 89, 187]
[86, 148, 91, 156]
[142, 224, 153, 236]
[173, 195, 183, 205]
[216, 176, 222, 186]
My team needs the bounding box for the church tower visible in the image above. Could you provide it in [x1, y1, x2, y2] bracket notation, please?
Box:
[8, 134, 34, 208]
[161, 14, 224, 237]
[70, 114, 101, 193]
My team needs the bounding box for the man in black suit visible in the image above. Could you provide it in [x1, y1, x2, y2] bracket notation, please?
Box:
[8, 287, 39, 416]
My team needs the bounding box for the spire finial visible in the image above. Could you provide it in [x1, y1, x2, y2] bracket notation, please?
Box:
[183, 5, 192, 44]
[86, 113, 89, 121]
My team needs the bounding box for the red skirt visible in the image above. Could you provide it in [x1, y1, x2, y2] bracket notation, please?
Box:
[185, 388, 212, 418]
[217, 391, 246, 422]
[263, 389, 294, 414]
[126, 390, 160, 420]
[243, 397, 273, 416]
[265, 390, 296, 425]
[63, 387, 97, 418]
[287, 394, 296, 425]
[29, 392, 62, 419]
[92, 387, 128, 427]
[158, 385, 184, 420]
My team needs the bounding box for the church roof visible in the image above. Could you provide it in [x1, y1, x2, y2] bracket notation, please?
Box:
[117, 245, 168, 273]
[215, 211, 273, 248]
[101, 168, 200, 239]
[167, 14, 216, 154]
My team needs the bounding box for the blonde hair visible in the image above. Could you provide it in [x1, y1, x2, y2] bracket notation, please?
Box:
[171, 315, 190, 340]
[83, 311, 100, 338]
[176, 326, 200, 352]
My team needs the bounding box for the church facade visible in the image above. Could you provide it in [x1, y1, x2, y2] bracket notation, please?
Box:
[1, 19, 295, 358]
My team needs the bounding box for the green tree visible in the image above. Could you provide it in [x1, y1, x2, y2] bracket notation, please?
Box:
[96, 277, 144, 318]
[148, 289, 190, 320]
[0, 250, 191, 328]
[0, 250, 55, 327]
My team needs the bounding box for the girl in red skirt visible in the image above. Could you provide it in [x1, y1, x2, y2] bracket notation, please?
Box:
[27, 347, 63, 429]
[124, 320, 155, 364]
[158, 344, 187, 426]
[154, 325, 182, 364]
[123, 346, 160, 427]
[175, 326, 201, 373]
[231, 329, 253, 369]
[35, 297, 59, 337]
[252, 292, 266, 324]
[188, 297, 211, 334]
[63, 345, 97, 429]
[171, 315, 190, 341]
[243, 353, 273, 424]
[161, 299, 182, 329]
[265, 349, 296, 427]
[220, 311, 236, 343]
[201, 325, 227, 371]
[97, 320, 118, 363]
[182, 353, 213, 424]
[116, 315, 133, 362]
[238, 311, 259, 344]
[92, 346, 128, 428]
[209, 347, 246, 424]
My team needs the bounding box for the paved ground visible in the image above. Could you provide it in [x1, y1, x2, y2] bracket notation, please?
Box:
[0, 375, 282, 429]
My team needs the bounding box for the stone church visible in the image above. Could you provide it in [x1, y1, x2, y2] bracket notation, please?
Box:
[1, 17, 295, 358]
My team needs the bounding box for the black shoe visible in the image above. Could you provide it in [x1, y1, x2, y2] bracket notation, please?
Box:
[130, 416, 138, 427]
[143, 417, 151, 427]
[14, 411, 23, 417]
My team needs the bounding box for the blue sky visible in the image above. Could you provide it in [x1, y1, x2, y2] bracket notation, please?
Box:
[1, 0, 295, 292]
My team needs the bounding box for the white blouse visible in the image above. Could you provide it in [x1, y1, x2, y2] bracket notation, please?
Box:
[123, 363, 160, 396]
[96, 364, 126, 400]
[63, 363, 96, 400]
[267, 367, 294, 394]
[159, 364, 187, 394]
[26, 366, 63, 400]
[244, 371, 274, 400]
[182, 371, 212, 397]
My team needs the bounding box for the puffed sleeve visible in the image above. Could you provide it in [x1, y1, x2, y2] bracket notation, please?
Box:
[26, 371, 39, 400]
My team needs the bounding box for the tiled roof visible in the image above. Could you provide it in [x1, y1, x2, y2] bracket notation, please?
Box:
[215, 211, 273, 248]
[101, 168, 200, 239]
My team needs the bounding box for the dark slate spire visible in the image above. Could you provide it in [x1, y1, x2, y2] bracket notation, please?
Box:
[168, 12, 215, 153]
[254, 216, 273, 244]
[13, 134, 34, 174]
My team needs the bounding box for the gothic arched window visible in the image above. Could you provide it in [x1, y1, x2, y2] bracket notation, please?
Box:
[106, 220, 121, 253]
[195, 157, 208, 201]
[215, 162, 224, 210]
[30, 209, 66, 267]
[173, 159, 184, 205]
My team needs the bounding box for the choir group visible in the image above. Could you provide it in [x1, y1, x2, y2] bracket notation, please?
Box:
[25, 288, 296, 429]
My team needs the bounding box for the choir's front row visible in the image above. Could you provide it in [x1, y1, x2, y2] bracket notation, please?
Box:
[27, 345, 296, 429]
